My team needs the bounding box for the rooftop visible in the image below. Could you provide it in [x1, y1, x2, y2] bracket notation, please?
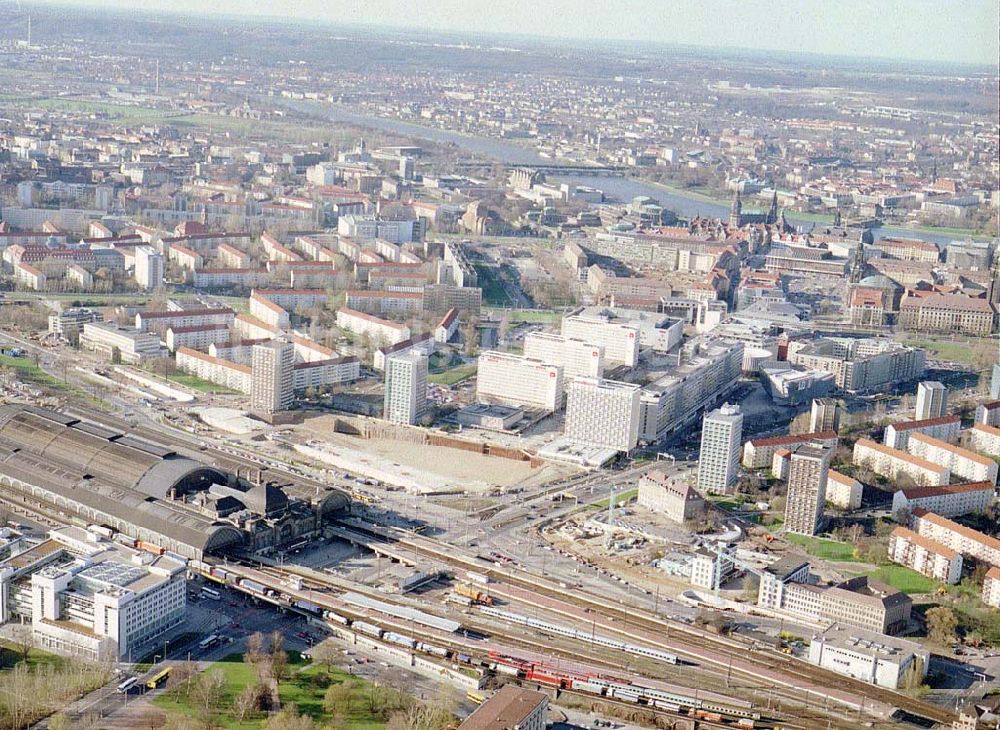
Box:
[458, 685, 548, 730]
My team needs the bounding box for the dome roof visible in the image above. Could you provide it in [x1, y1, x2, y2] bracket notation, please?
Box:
[857, 274, 899, 291]
[243, 483, 289, 517]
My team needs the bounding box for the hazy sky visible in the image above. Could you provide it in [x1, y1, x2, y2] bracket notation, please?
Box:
[44, 0, 1000, 66]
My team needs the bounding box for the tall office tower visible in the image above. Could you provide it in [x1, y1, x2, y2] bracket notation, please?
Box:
[809, 398, 840, 433]
[134, 245, 164, 290]
[784, 444, 833, 536]
[915, 381, 948, 420]
[564, 377, 641, 452]
[476, 351, 563, 411]
[383, 351, 428, 425]
[251, 340, 295, 414]
[697, 403, 743, 495]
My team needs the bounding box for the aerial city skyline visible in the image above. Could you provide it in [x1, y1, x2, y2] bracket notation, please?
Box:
[0, 2, 996, 729]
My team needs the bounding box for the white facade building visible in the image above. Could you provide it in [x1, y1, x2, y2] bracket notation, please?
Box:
[914, 381, 948, 421]
[564, 378, 641, 452]
[887, 527, 963, 585]
[807, 623, 928, 690]
[476, 351, 563, 412]
[697, 404, 743, 494]
[826, 470, 863, 510]
[383, 352, 428, 425]
[907, 432, 998, 485]
[523, 332, 604, 381]
[561, 314, 640, 367]
[134, 245, 164, 290]
[336, 307, 411, 346]
[80, 322, 161, 364]
[784, 444, 832, 536]
[251, 340, 295, 414]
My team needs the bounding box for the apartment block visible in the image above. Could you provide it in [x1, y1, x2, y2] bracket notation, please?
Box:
[826, 470, 863, 510]
[887, 527, 963, 585]
[697, 404, 743, 495]
[975, 401, 1000, 427]
[883, 415, 961, 451]
[637, 470, 705, 524]
[742, 431, 838, 469]
[984, 566, 1000, 609]
[336, 307, 411, 346]
[891, 482, 995, 521]
[968, 423, 1000, 457]
[561, 313, 640, 367]
[250, 291, 291, 329]
[852, 439, 949, 486]
[909, 509, 1000, 567]
[193, 268, 271, 288]
[165, 324, 232, 353]
[175, 347, 252, 393]
[784, 444, 832, 536]
[135, 307, 235, 335]
[907, 432, 998, 485]
[374, 334, 435, 371]
[914, 381, 948, 420]
[476, 351, 563, 412]
[251, 340, 295, 414]
[383, 352, 428, 425]
[809, 398, 840, 433]
[134, 245, 164, 290]
[564, 378, 641, 452]
[345, 289, 424, 316]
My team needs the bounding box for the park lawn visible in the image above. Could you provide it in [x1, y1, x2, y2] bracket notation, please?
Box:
[785, 534, 858, 561]
[0, 353, 75, 394]
[154, 653, 385, 729]
[590, 488, 638, 510]
[473, 264, 510, 306]
[428, 364, 477, 386]
[866, 565, 939, 595]
[165, 371, 240, 395]
[899, 338, 993, 368]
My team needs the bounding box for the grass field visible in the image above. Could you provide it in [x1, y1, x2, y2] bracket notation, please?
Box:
[165, 371, 240, 394]
[154, 653, 385, 729]
[899, 337, 994, 368]
[866, 565, 938, 595]
[473, 264, 511, 307]
[500, 309, 563, 323]
[428, 363, 477, 385]
[0, 353, 75, 393]
[785, 534, 858, 561]
[590, 488, 638, 509]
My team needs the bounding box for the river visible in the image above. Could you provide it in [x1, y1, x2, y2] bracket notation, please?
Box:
[306, 103, 977, 247]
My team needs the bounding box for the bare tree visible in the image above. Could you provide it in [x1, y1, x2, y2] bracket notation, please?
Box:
[263, 705, 317, 730]
[269, 630, 288, 682]
[191, 667, 226, 724]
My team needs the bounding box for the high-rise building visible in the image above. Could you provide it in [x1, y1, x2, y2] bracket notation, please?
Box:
[561, 314, 640, 367]
[785, 444, 832, 536]
[523, 332, 604, 381]
[383, 351, 428, 425]
[476, 351, 563, 411]
[251, 340, 295, 414]
[564, 378, 641, 452]
[697, 403, 743, 494]
[134, 245, 164, 290]
[914, 381, 947, 421]
[991, 363, 1000, 400]
[809, 398, 840, 434]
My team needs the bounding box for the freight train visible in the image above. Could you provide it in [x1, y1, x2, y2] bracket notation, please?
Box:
[488, 651, 761, 724]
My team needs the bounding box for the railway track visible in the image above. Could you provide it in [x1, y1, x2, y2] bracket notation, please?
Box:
[336, 520, 956, 726]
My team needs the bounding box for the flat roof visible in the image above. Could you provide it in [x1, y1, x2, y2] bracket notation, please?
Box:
[458, 685, 547, 730]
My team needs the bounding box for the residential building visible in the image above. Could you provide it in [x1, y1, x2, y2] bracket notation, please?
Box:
[891, 482, 995, 521]
[561, 313, 640, 367]
[14, 262, 46, 290]
[175, 347, 251, 393]
[251, 340, 295, 415]
[165, 324, 232, 353]
[884, 415, 961, 451]
[477, 351, 563, 412]
[826, 470, 863, 510]
[852, 439, 950, 486]
[697, 404, 743, 495]
[915, 381, 948, 421]
[48, 307, 97, 338]
[810, 398, 840, 433]
[0, 526, 186, 661]
[458, 684, 548, 730]
[806, 623, 928, 690]
[909, 510, 1000, 567]
[637, 470, 705, 523]
[383, 352, 428, 425]
[907, 433, 998, 485]
[293, 356, 360, 391]
[80, 322, 161, 364]
[134, 245, 164, 290]
[785, 444, 832, 536]
[336, 307, 410, 346]
[373, 334, 435, 371]
[434, 308, 459, 344]
[136, 308, 235, 335]
[872, 237, 940, 263]
[968, 423, 1000, 457]
[250, 291, 291, 330]
[564, 378, 641, 452]
[193, 268, 271, 288]
[742, 431, 838, 469]
[523, 332, 604, 381]
[888, 527, 963, 585]
[345, 289, 424, 316]
[975, 401, 1000, 427]
[983, 566, 1000, 609]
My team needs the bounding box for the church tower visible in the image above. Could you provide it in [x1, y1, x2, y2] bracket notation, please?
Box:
[729, 191, 743, 228]
[767, 190, 779, 225]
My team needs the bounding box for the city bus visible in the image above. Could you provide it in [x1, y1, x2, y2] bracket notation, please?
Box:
[198, 634, 220, 651]
[200, 587, 221, 601]
[116, 677, 137, 693]
[466, 690, 485, 705]
[145, 667, 171, 689]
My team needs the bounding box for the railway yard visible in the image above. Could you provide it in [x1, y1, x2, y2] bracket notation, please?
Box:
[0, 406, 963, 730]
